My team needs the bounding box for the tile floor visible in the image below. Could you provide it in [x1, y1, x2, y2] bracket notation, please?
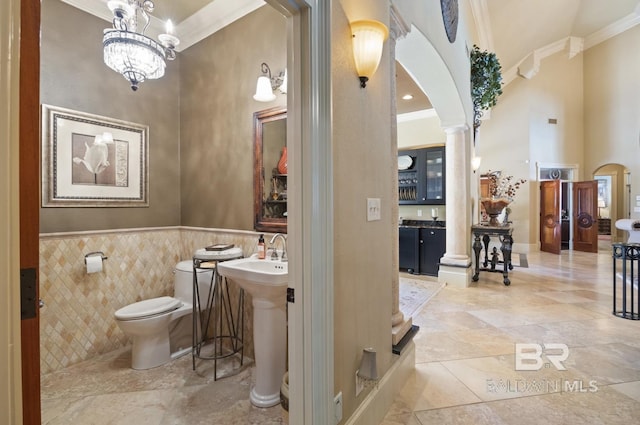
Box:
[41, 348, 287, 424]
[382, 248, 640, 424]
[41, 248, 640, 424]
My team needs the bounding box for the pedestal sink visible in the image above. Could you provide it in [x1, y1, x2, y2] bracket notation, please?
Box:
[217, 256, 288, 408]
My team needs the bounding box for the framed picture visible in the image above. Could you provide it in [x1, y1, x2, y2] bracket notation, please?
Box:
[41, 104, 149, 207]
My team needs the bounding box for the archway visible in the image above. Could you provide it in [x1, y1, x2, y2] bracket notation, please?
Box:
[593, 163, 631, 245]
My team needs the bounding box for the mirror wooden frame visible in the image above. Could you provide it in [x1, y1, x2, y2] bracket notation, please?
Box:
[253, 106, 287, 233]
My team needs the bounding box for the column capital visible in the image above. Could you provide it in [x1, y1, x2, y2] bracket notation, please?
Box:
[390, 4, 410, 41]
[443, 124, 469, 135]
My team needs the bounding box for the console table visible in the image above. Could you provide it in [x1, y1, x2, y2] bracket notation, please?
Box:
[471, 224, 514, 286]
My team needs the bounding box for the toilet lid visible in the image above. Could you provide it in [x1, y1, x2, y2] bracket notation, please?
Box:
[115, 296, 182, 320]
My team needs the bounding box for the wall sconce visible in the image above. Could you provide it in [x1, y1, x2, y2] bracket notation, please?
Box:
[471, 156, 482, 173]
[350, 20, 389, 88]
[253, 62, 287, 102]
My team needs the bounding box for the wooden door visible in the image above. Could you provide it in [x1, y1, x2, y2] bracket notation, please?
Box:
[540, 180, 561, 254]
[573, 180, 598, 253]
[21, 0, 41, 423]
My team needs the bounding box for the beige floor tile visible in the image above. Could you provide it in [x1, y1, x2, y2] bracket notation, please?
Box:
[610, 380, 640, 402]
[395, 362, 482, 411]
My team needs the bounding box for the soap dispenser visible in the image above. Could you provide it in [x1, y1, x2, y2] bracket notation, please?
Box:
[258, 234, 266, 259]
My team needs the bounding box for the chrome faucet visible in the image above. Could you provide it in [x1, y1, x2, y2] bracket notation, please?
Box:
[269, 233, 287, 262]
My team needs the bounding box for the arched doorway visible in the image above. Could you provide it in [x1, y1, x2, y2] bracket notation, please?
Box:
[593, 163, 631, 247]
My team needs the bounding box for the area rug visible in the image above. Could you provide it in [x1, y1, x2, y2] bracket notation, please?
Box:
[399, 276, 446, 318]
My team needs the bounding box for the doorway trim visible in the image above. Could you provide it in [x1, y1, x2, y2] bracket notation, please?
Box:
[269, 0, 334, 423]
[1, 0, 24, 422]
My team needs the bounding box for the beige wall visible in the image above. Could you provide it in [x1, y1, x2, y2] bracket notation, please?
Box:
[477, 50, 585, 249]
[332, 1, 394, 420]
[40, 0, 182, 233]
[584, 25, 640, 220]
[179, 6, 286, 230]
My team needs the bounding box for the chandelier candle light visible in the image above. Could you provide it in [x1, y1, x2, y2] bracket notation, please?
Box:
[103, 0, 179, 91]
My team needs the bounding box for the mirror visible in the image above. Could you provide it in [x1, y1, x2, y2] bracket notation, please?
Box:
[254, 107, 287, 233]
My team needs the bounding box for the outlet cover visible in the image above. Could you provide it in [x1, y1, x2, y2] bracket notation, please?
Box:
[367, 198, 381, 221]
[334, 392, 343, 423]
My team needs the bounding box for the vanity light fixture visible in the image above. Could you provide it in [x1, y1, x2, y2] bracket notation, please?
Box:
[253, 63, 287, 102]
[103, 0, 179, 91]
[350, 20, 389, 88]
[471, 156, 482, 173]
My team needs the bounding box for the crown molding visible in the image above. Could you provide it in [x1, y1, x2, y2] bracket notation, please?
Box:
[584, 9, 640, 50]
[504, 5, 640, 87]
[469, 0, 494, 51]
[176, 0, 265, 51]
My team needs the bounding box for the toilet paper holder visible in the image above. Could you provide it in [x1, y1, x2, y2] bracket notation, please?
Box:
[84, 251, 108, 264]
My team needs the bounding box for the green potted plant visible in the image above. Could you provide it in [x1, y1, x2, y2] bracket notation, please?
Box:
[470, 45, 503, 137]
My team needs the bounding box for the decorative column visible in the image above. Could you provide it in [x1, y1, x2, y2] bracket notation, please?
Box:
[438, 125, 474, 287]
[389, 6, 412, 346]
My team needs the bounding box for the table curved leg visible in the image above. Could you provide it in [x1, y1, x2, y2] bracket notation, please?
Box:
[482, 234, 490, 267]
[473, 233, 481, 281]
[501, 235, 513, 286]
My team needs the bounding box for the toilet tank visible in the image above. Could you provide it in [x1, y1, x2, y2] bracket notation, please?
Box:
[174, 260, 213, 306]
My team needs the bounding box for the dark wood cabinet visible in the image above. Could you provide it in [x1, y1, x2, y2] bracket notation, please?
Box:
[399, 227, 420, 273]
[398, 147, 445, 205]
[419, 228, 446, 276]
[399, 223, 446, 276]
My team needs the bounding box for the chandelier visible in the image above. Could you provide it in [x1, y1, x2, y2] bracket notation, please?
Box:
[103, 0, 179, 91]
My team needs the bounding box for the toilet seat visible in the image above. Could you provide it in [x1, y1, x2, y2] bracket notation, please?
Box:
[115, 296, 182, 321]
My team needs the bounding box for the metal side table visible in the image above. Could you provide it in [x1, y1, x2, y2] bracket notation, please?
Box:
[192, 247, 244, 379]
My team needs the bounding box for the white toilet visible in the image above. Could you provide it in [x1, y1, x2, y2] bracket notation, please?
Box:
[114, 260, 213, 370]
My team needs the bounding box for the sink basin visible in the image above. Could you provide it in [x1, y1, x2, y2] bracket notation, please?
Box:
[217, 255, 288, 407]
[217, 257, 287, 299]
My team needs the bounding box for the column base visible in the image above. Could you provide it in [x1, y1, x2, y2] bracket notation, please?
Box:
[391, 316, 413, 346]
[438, 263, 473, 288]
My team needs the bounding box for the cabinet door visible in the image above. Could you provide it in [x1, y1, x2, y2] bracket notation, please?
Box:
[398, 150, 420, 205]
[424, 147, 445, 204]
[399, 227, 420, 273]
[419, 228, 446, 276]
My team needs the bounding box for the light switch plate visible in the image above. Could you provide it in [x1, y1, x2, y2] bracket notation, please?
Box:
[367, 198, 381, 221]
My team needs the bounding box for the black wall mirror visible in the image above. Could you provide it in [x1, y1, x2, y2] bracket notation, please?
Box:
[254, 107, 287, 233]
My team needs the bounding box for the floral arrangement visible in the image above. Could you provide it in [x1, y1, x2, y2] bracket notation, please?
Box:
[486, 171, 526, 201]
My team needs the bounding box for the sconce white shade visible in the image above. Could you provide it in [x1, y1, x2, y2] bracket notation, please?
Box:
[350, 20, 389, 88]
[471, 156, 482, 171]
[253, 76, 276, 102]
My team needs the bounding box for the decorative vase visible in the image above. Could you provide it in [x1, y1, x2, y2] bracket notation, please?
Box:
[277, 147, 288, 175]
[481, 197, 510, 226]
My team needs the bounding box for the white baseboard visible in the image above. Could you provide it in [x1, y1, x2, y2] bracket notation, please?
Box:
[343, 341, 415, 425]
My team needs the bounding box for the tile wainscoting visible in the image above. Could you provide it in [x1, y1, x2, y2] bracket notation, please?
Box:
[40, 226, 267, 374]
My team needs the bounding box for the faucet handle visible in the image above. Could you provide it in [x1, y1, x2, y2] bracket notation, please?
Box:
[270, 247, 279, 260]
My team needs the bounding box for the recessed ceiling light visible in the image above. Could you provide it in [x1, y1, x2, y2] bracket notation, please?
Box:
[402, 94, 413, 100]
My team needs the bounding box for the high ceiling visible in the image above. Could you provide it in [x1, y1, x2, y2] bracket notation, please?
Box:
[481, 0, 639, 73]
[66, 0, 640, 114]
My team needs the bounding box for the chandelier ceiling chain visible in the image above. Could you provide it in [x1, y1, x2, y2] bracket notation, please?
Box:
[103, 0, 179, 91]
